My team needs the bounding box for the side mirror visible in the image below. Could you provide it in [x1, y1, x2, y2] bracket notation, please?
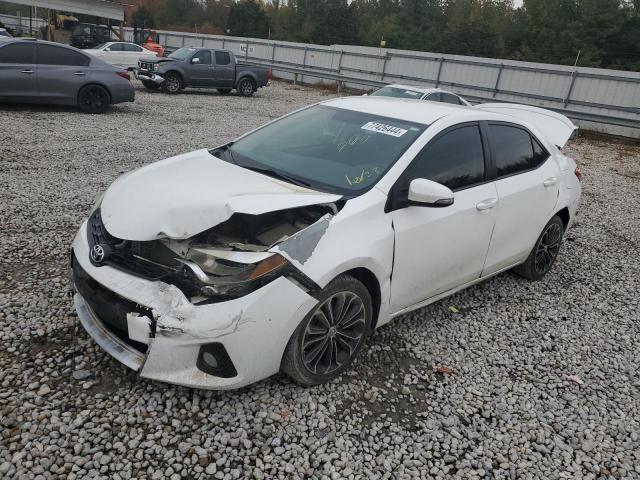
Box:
[408, 178, 454, 207]
[191, 57, 200, 64]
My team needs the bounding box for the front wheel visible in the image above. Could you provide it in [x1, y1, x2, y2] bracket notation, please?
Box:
[513, 215, 564, 280]
[237, 78, 255, 97]
[281, 275, 372, 386]
[162, 72, 182, 94]
[78, 85, 110, 114]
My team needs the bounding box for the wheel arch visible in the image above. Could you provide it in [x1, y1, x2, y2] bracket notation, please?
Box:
[339, 267, 382, 330]
[235, 73, 257, 89]
[555, 206, 570, 230]
[164, 69, 184, 84]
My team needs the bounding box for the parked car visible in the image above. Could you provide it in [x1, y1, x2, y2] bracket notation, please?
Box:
[136, 47, 270, 96]
[0, 39, 134, 113]
[0, 27, 12, 38]
[84, 42, 158, 70]
[370, 83, 471, 106]
[70, 23, 110, 49]
[71, 96, 581, 390]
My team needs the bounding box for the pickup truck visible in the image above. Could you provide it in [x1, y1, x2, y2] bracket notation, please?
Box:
[136, 47, 270, 96]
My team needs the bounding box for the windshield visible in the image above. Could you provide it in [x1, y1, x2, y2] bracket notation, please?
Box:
[371, 86, 424, 99]
[73, 25, 92, 36]
[169, 47, 197, 61]
[217, 105, 426, 195]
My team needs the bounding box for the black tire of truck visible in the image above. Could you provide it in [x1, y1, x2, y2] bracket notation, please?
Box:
[237, 78, 256, 97]
[162, 72, 182, 94]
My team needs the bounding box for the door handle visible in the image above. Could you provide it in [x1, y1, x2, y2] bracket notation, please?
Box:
[543, 177, 558, 187]
[21, 69, 34, 74]
[74, 72, 86, 76]
[476, 198, 498, 211]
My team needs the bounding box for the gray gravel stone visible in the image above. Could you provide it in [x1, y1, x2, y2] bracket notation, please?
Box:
[1, 80, 639, 479]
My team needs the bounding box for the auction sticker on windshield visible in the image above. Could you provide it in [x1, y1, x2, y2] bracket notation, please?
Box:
[361, 121, 408, 137]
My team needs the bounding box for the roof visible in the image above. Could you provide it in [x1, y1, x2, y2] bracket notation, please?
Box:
[321, 96, 472, 125]
[379, 83, 443, 95]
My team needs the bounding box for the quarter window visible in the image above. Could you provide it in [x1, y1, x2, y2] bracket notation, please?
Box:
[488, 125, 548, 177]
[441, 93, 460, 105]
[37, 44, 89, 66]
[0, 43, 35, 63]
[409, 125, 485, 190]
[192, 50, 212, 65]
[215, 51, 231, 65]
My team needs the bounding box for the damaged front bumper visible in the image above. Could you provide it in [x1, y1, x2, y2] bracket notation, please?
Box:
[134, 69, 165, 85]
[71, 222, 318, 390]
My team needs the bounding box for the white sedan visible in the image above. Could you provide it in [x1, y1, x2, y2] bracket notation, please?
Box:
[71, 96, 582, 389]
[83, 42, 157, 69]
[370, 83, 471, 106]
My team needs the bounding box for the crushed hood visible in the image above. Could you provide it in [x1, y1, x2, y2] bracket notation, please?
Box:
[100, 149, 341, 241]
[474, 103, 578, 148]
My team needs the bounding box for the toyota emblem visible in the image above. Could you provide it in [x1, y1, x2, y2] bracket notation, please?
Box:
[90, 244, 106, 264]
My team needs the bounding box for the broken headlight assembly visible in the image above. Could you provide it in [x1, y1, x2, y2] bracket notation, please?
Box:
[178, 248, 294, 302]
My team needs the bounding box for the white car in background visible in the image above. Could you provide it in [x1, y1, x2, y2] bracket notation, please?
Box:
[0, 28, 13, 42]
[371, 83, 471, 106]
[71, 96, 581, 390]
[84, 41, 157, 69]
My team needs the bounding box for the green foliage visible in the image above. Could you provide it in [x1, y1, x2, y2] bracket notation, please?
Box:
[123, 0, 640, 70]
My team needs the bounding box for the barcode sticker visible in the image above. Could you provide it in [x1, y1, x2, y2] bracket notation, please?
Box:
[361, 122, 408, 137]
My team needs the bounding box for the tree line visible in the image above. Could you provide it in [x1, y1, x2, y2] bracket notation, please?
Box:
[2, 0, 639, 70]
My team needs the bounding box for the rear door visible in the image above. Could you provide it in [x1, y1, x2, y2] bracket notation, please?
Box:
[214, 50, 235, 87]
[0, 42, 37, 99]
[481, 122, 560, 275]
[36, 44, 92, 104]
[188, 49, 215, 86]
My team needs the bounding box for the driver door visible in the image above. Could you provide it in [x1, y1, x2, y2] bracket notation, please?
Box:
[189, 50, 215, 86]
[388, 123, 498, 312]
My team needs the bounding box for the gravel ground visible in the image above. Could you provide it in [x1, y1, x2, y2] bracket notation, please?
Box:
[1, 80, 639, 480]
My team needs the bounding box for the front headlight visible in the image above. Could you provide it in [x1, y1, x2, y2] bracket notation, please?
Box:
[179, 248, 290, 300]
[153, 63, 160, 71]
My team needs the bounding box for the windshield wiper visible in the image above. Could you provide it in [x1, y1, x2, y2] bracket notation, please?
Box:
[241, 165, 311, 187]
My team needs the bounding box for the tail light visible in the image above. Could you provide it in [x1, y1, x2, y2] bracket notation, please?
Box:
[574, 166, 583, 182]
[116, 70, 130, 81]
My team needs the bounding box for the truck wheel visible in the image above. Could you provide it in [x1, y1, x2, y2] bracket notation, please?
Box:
[237, 78, 255, 97]
[78, 85, 111, 114]
[217, 88, 232, 94]
[142, 80, 160, 91]
[162, 72, 182, 94]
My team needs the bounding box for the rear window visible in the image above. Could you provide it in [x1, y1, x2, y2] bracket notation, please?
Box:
[37, 44, 89, 66]
[370, 86, 423, 100]
[0, 43, 35, 63]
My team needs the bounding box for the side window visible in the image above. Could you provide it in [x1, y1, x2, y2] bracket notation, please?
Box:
[215, 51, 231, 65]
[409, 125, 485, 190]
[0, 43, 35, 63]
[488, 125, 547, 177]
[441, 93, 460, 105]
[425, 92, 442, 102]
[37, 44, 89, 66]
[124, 44, 142, 52]
[192, 50, 212, 65]
[109, 43, 125, 51]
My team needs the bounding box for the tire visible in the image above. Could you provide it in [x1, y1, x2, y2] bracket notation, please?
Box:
[513, 215, 564, 280]
[237, 77, 255, 97]
[78, 84, 110, 114]
[162, 72, 182, 94]
[217, 88, 232, 94]
[142, 80, 160, 91]
[281, 275, 373, 386]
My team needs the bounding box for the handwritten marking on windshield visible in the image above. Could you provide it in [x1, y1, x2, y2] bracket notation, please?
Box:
[345, 166, 382, 186]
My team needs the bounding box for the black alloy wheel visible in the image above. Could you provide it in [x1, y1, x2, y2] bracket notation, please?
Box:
[514, 215, 564, 280]
[238, 78, 255, 97]
[282, 275, 372, 386]
[78, 85, 110, 114]
[162, 72, 182, 94]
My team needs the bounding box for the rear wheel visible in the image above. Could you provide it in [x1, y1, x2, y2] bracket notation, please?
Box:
[162, 72, 182, 94]
[78, 85, 110, 114]
[141, 80, 160, 91]
[237, 77, 255, 97]
[281, 275, 372, 386]
[217, 88, 232, 94]
[513, 215, 564, 280]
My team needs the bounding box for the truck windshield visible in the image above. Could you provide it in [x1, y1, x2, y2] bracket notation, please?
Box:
[169, 47, 197, 61]
[216, 105, 426, 195]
